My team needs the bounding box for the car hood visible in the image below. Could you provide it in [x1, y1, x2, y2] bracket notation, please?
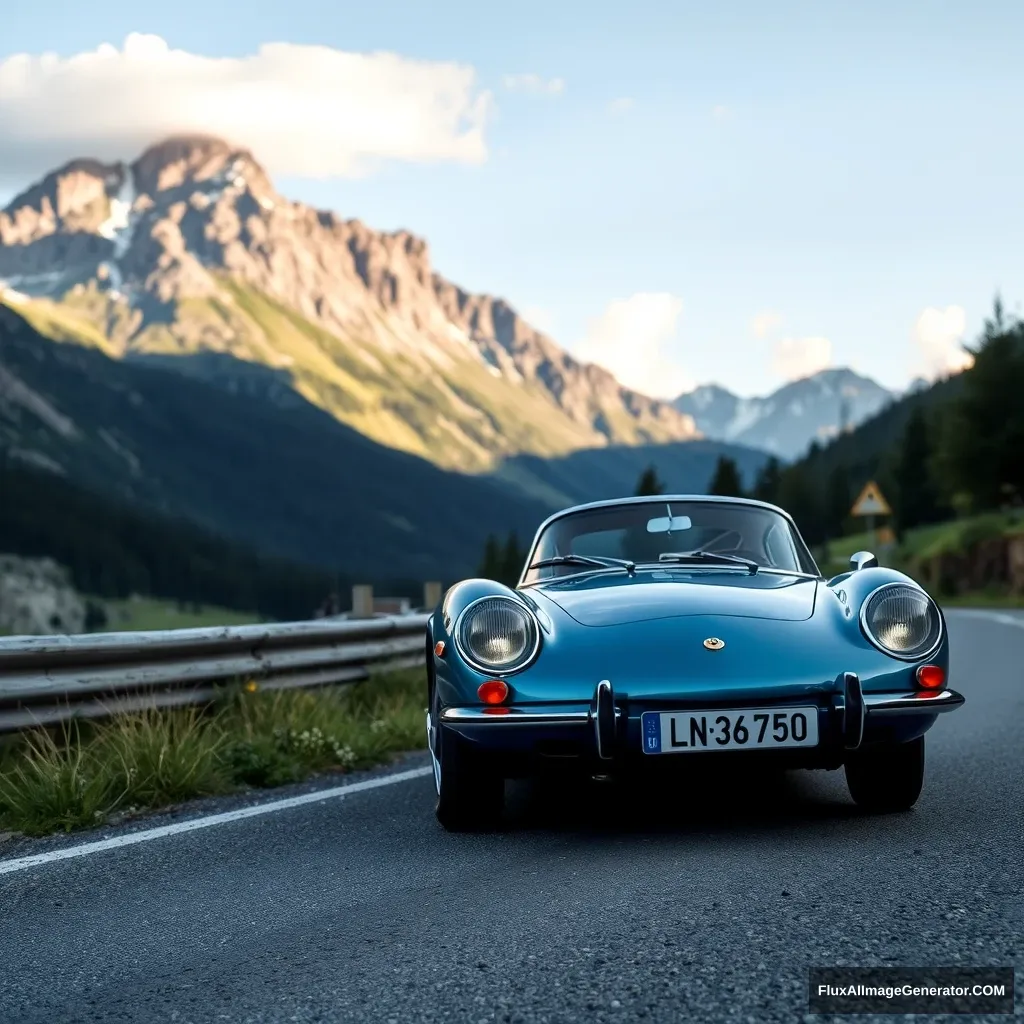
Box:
[531, 569, 819, 627]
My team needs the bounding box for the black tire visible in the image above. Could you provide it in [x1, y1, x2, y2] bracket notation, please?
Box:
[845, 736, 925, 812]
[431, 688, 504, 831]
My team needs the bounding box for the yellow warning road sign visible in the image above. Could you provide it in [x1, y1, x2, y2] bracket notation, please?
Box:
[851, 480, 892, 517]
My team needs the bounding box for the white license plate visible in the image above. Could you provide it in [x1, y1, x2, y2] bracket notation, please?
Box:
[641, 707, 818, 753]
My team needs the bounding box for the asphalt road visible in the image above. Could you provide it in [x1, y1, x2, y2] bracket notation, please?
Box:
[0, 609, 1020, 1023]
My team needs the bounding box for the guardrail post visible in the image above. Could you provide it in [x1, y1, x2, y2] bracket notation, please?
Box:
[351, 584, 374, 618]
[423, 581, 443, 610]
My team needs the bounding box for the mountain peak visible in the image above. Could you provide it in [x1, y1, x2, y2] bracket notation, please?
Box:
[137, 133, 235, 160]
[131, 134, 273, 198]
[673, 366, 895, 459]
[0, 139, 701, 472]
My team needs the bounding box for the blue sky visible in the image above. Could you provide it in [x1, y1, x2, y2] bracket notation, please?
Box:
[2, 1, 1023, 397]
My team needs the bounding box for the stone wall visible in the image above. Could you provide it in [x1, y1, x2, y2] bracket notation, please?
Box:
[914, 533, 1024, 597]
[0, 554, 86, 636]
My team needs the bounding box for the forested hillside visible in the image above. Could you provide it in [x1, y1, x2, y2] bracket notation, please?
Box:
[0, 457, 348, 621]
[708, 299, 1023, 547]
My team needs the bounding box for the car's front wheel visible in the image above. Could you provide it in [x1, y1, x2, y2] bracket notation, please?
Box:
[845, 736, 925, 812]
[429, 688, 504, 831]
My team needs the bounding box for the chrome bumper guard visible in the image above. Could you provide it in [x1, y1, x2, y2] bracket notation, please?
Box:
[440, 707, 592, 725]
[842, 671, 866, 749]
[439, 676, 965, 754]
[862, 689, 965, 714]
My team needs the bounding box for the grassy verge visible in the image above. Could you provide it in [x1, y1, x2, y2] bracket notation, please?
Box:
[820, 511, 1024, 583]
[0, 668, 426, 838]
[101, 597, 264, 632]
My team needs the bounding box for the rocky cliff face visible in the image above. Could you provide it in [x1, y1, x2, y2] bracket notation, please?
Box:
[0, 554, 85, 636]
[0, 136, 697, 469]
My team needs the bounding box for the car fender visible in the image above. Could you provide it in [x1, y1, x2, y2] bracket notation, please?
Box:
[429, 578, 544, 706]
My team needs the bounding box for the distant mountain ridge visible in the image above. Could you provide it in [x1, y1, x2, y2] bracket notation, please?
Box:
[672, 368, 897, 460]
[0, 134, 700, 478]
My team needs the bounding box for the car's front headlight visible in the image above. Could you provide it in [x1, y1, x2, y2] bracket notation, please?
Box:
[861, 583, 942, 659]
[456, 596, 539, 674]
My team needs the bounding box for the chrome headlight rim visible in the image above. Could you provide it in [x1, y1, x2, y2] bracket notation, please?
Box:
[452, 594, 541, 676]
[859, 581, 944, 662]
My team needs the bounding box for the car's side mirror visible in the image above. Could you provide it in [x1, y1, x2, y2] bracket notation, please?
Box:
[849, 550, 879, 571]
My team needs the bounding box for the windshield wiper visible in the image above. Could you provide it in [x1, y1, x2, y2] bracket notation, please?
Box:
[528, 554, 636, 576]
[656, 551, 759, 574]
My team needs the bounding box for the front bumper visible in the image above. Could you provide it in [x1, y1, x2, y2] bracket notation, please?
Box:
[439, 674, 965, 768]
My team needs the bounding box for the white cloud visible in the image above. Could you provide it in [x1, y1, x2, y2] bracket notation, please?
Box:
[912, 305, 974, 379]
[711, 104, 733, 120]
[751, 310, 783, 338]
[573, 293, 692, 398]
[607, 97, 634, 115]
[773, 336, 832, 381]
[0, 33, 493, 185]
[502, 73, 565, 96]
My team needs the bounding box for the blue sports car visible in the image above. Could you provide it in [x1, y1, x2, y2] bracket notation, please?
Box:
[425, 495, 964, 830]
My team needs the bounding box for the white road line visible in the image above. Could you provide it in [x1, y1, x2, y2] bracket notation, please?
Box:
[0, 765, 433, 877]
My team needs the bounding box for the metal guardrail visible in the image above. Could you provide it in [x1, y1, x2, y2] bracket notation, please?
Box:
[0, 613, 430, 733]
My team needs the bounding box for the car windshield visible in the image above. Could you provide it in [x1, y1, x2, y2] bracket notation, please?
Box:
[522, 500, 818, 583]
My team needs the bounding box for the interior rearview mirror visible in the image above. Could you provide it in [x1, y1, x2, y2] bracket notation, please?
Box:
[647, 515, 692, 534]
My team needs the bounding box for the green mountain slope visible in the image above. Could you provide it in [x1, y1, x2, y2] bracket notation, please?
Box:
[0, 304, 555, 581]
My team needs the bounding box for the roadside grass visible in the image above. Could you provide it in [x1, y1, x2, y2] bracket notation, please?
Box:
[0, 726, 120, 835]
[0, 668, 427, 838]
[100, 597, 264, 632]
[820, 510, 1024, 589]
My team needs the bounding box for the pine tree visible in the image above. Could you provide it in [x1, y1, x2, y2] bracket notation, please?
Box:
[777, 462, 825, 545]
[708, 456, 744, 497]
[825, 464, 852, 538]
[477, 533, 502, 580]
[634, 464, 665, 496]
[894, 408, 943, 531]
[501, 531, 525, 586]
[937, 300, 1024, 511]
[752, 457, 783, 504]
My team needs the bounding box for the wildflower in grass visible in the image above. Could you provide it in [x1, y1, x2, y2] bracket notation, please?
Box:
[333, 744, 357, 769]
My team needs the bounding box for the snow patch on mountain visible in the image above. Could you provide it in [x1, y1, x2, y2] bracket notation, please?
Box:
[97, 165, 134, 248]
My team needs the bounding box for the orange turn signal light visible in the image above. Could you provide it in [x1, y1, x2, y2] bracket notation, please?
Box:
[477, 679, 509, 705]
[434, 641, 446, 657]
[916, 664, 945, 690]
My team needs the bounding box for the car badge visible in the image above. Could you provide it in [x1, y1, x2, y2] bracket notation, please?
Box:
[703, 637, 725, 650]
